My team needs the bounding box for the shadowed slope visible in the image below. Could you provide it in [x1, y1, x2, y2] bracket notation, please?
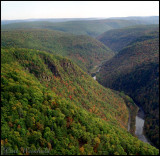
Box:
[97, 25, 159, 52]
[97, 37, 159, 147]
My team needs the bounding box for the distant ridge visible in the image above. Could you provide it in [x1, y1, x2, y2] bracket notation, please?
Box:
[2, 17, 159, 37]
[1, 18, 106, 25]
[2, 16, 159, 25]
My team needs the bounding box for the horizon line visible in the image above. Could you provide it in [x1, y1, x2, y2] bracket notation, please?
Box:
[2, 15, 159, 21]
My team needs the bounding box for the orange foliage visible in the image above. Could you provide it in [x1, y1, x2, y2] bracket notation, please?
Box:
[79, 146, 84, 153]
[17, 125, 21, 129]
[8, 121, 13, 127]
[4, 138, 8, 144]
[1, 140, 4, 145]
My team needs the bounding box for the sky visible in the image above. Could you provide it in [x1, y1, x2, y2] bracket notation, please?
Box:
[1, 1, 159, 20]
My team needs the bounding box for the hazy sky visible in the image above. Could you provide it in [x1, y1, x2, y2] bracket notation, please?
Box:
[1, 1, 159, 20]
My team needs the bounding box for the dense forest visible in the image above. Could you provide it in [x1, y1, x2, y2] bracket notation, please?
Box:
[1, 29, 114, 73]
[1, 17, 159, 155]
[1, 47, 159, 155]
[97, 29, 159, 147]
[97, 25, 159, 52]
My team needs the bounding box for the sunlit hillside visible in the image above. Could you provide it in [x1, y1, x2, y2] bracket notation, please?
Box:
[1, 29, 114, 73]
[1, 47, 159, 155]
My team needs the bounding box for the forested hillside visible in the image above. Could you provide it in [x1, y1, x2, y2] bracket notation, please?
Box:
[97, 25, 159, 52]
[97, 36, 159, 147]
[1, 29, 114, 73]
[1, 18, 155, 37]
[1, 47, 159, 155]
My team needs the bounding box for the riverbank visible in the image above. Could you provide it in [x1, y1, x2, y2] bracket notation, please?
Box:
[91, 62, 138, 134]
[114, 91, 139, 135]
[90, 59, 108, 76]
[135, 107, 153, 146]
[91, 58, 157, 148]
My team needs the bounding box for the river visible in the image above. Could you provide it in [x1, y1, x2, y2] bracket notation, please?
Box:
[92, 65, 102, 80]
[93, 76, 96, 80]
[127, 111, 131, 132]
[92, 63, 150, 145]
[135, 107, 150, 144]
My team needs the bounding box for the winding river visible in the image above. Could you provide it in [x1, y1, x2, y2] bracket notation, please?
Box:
[92, 63, 150, 145]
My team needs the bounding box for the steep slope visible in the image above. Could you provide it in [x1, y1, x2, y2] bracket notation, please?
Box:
[1, 19, 155, 37]
[97, 38, 159, 147]
[1, 47, 159, 155]
[1, 29, 114, 73]
[97, 25, 159, 52]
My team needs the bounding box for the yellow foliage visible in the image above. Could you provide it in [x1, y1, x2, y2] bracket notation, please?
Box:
[20, 147, 24, 153]
[1, 140, 4, 145]
[47, 142, 52, 150]
[31, 117, 35, 123]
[94, 137, 100, 144]
[70, 109, 74, 114]
[80, 146, 84, 153]
[12, 106, 16, 110]
[5, 138, 8, 144]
